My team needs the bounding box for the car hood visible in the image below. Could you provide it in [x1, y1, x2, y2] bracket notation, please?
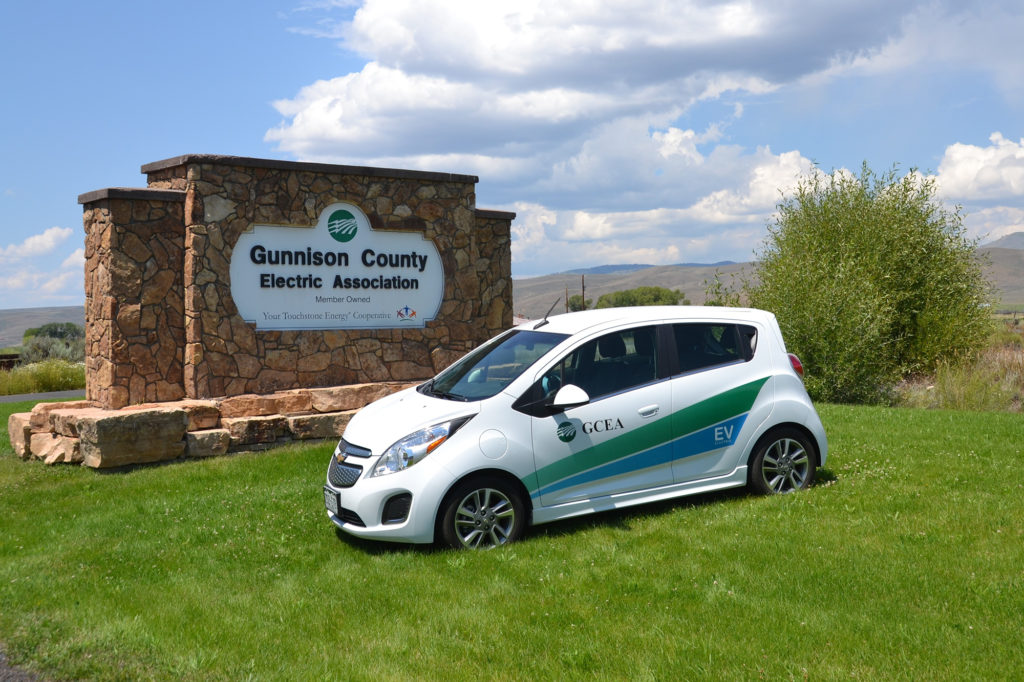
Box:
[341, 386, 482, 455]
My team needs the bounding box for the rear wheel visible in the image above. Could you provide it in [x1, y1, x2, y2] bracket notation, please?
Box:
[748, 428, 816, 494]
[439, 476, 525, 549]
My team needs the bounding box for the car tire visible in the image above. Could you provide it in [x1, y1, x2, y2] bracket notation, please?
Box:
[439, 476, 526, 549]
[748, 427, 816, 495]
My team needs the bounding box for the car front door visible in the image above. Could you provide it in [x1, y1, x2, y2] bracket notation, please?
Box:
[520, 326, 676, 507]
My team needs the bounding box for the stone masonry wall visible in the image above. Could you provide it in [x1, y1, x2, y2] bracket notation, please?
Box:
[79, 155, 514, 408]
[81, 189, 187, 408]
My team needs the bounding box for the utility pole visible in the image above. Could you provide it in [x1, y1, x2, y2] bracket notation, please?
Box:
[581, 275, 586, 309]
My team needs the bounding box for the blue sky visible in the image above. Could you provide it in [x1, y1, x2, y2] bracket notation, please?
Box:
[2, 0, 1023, 310]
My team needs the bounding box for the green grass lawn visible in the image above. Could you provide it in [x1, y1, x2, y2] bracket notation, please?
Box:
[2, 400, 1022, 680]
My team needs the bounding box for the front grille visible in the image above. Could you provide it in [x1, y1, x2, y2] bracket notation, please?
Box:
[338, 440, 372, 458]
[328, 457, 364, 487]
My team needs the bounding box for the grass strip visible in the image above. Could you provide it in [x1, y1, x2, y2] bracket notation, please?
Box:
[1, 402, 1022, 680]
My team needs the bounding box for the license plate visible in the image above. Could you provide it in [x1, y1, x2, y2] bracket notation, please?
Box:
[324, 487, 340, 516]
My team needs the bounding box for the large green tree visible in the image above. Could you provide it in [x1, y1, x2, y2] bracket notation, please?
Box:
[747, 164, 994, 403]
[567, 294, 591, 311]
[595, 286, 689, 308]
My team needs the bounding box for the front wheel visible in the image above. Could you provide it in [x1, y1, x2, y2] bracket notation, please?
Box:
[748, 428, 816, 495]
[439, 477, 526, 550]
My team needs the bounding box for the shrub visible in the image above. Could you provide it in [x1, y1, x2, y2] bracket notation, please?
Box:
[0, 360, 85, 396]
[747, 163, 994, 403]
[595, 286, 689, 308]
[19, 336, 85, 364]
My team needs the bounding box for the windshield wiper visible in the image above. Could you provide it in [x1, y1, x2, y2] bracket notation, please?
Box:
[435, 389, 469, 401]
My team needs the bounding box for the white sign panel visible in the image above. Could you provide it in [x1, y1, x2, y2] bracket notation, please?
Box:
[230, 203, 444, 330]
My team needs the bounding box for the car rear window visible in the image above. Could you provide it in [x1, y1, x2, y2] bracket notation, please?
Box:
[672, 323, 756, 373]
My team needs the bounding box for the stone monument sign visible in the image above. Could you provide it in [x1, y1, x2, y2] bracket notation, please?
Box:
[77, 154, 514, 409]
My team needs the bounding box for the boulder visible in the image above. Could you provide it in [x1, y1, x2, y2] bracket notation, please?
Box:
[29, 433, 82, 465]
[29, 400, 98, 430]
[272, 389, 312, 415]
[76, 407, 187, 468]
[287, 411, 357, 440]
[221, 415, 288, 446]
[218, 394, 278, 418]
[307, 382, 412, 413]
[185, 429, 231, 458]
[7, 412, 33, 459]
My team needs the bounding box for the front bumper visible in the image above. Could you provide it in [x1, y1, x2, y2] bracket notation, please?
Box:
[323, 453, 456, 544]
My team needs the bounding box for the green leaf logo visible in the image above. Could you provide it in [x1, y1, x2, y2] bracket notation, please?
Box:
[327, 210, 358, 243]
[556, 421, 577, 443]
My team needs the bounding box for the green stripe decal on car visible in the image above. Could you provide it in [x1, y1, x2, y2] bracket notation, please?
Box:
[531, 376, 769, 496]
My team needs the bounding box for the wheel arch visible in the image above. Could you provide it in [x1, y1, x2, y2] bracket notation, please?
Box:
[747, 422, 823, 468]
[433, 467, 534, 544]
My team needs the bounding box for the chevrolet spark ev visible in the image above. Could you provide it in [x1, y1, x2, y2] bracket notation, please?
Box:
[324, 306, 827, 549]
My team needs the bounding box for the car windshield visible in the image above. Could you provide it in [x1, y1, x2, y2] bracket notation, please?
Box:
[424, 329, 568, 401]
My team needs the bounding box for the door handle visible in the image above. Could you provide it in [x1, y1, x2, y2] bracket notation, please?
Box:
[639, 404, 659, 418]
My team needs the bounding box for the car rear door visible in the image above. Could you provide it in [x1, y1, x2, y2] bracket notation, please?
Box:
[667, 322, 775, 482]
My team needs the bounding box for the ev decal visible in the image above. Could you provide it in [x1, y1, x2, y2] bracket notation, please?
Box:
[714, 424, 735, 445]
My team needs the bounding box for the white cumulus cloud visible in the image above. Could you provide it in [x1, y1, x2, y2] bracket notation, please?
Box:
[937, 133, 1024, 202]
[0, 226, 73, 263]
[271, 1, 1024, 275]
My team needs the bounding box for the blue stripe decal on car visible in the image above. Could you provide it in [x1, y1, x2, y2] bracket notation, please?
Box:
[531, 413, 749, 499]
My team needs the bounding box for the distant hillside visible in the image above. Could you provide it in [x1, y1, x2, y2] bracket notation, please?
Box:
[563, 261, 737, 275]
[0, 306, 85, 348]
[514, 245, 1024, 319]
[984, 231, 1024, 250]
[564, 264, 653, 275]
[980, 246, 1024, 309]
[0, 242, 1019, 345]
[513, 263, 750, 319]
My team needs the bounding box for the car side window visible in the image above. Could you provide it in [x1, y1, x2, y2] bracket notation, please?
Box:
[540, 326, 659, 402]
[672, 323, 755, 374]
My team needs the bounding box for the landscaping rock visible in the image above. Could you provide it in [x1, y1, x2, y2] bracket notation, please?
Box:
[287, 411, 357, 440]
[29, 433, 82, 465]
[123, 399, 220, 430]
[28, 400, 98, 430]
[76, 407, 187, 468]
[185, 429, 231, 458]
[308, 382, 412, 413]
[8, 413, 33, 459]
[218, 394, 279, 418]
[222, 415, 289, 446]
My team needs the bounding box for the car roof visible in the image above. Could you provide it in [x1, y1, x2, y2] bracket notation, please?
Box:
[516, 306, 774, 337]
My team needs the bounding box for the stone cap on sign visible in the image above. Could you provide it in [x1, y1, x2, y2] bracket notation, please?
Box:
[475, 209, 517, 220]
[140, 154, 481, 185]
[77, 187, 186, 205]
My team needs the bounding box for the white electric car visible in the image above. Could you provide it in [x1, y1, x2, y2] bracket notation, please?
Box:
[324, 306, 827, 549]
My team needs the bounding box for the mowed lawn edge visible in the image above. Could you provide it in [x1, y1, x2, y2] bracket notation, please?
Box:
[1, 400, 1022, 680]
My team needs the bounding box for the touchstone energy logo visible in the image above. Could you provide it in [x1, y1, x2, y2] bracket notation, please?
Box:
[397, 305, 417, 321]
[557, 421, 577, 443]
[328, 210, 358, 243]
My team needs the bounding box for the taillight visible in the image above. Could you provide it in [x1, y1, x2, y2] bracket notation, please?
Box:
[788, 353, 804, 379]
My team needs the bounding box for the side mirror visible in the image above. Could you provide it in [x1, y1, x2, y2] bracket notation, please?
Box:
[552, 384, 590, 410]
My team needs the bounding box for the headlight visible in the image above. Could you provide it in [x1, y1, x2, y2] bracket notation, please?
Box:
[369, 417, 472, 478]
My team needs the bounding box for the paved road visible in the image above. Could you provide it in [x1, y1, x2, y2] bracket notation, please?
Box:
[0, 389, 85, 404]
